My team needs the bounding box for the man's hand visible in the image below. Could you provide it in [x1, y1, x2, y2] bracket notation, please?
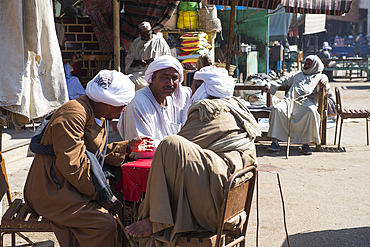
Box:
[261, 85, 269, 95]
[318, 79, 327, 88]
[128, 137, 154, 153]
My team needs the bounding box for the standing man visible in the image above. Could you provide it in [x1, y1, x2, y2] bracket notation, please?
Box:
[319, 41, 333, 81]
[125, 21, 171, 90]
[24, 70, 154, 247]
[118, 55, 191, 158]
[263, 55, 329, 155]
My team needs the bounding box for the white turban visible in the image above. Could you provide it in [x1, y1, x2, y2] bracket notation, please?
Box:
[144, 55, 185, 108]
[138, 21, 151, 31]
[191, 66, 235, 103]
[86, 70, 135, 107]
[303, 55, 324, 75]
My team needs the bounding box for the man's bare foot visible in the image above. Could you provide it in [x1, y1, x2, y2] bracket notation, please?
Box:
[125, 217, 153, 237]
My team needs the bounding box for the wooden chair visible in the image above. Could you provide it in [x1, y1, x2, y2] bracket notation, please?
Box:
[80, 55, 113, 87]
[333, 87, 370, 149]
[0, 152, 53, 247]
[234, 85, 328, 149]
[176, 165, 256, 247]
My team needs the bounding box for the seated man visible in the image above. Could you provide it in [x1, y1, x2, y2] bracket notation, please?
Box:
[263, 55, 330, 155]
[215, 43, 227, 63]
[64, 52, 86, 100]
[125, 66, 260, 247]
[125, 21, 171, 90]
[185, 53, 212, 87]
[24, 70, 154, 247]
[118, 55, 191, 158]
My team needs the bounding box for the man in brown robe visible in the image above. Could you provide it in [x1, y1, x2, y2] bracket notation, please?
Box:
[24, 70, 154, 247]
[126, 66, 260, 247]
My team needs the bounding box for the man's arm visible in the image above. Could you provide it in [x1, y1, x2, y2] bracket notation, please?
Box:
[261, 74, 295, 95]
[105, 137, 154, 166]
[52, 108, 96, 198]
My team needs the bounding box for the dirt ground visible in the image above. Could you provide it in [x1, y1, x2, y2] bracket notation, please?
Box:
[1, 72, 370, 246]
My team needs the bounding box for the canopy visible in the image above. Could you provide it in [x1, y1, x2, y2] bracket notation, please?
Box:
[183, 0, 352, 71]
[184, 0, 352, 16]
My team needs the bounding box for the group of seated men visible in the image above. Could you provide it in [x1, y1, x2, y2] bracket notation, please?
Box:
[24, 20, 330, 247]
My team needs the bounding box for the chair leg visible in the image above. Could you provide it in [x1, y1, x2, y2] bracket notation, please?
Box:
[338, 118, 344, 149]
[11, 232, 15, 247]
[366, 118, 369, 146]
[0, 233, 4, 247]
[334, 115, 339, 145]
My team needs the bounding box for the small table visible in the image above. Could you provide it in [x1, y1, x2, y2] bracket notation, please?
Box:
[117, 159, 152, 202]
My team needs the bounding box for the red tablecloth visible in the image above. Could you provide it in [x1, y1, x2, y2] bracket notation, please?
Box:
[116, 159, 152, 202]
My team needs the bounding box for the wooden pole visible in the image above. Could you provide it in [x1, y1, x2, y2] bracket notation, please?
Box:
[113, 0, 121, 71]
[226, 1, 236, 73]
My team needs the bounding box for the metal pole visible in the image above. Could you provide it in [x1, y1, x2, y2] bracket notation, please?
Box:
[226, 1, 236, 73]
[113, 0, 121, 72]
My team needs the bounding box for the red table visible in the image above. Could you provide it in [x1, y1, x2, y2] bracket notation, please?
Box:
[116, 159, 152, 202]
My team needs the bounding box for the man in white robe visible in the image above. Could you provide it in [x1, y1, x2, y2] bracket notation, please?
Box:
[124, 66, 260, 247]
[125, 21, 171, 90]
[262, 55, 330, 155]
[118, 55, 191, 158]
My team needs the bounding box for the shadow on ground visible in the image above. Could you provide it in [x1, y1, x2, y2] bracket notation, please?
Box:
[341, 85, 370, 91]
[255, 142, 323, 158]
[281, 227, 370, 247]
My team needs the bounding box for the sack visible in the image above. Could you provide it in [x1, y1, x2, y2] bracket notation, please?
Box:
[199, 5, 221, 32]
[177, 11, 199, 30]
[178, 2, 198, 12]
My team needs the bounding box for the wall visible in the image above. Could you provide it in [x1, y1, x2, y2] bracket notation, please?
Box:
[218, 9, 269, 74]
[55, 17, 109, 77]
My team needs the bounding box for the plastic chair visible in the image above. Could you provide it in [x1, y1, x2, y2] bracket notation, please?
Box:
[333, 87, 370, 149]
[284, 51, 298, 73]
[176, 166, 257, 247]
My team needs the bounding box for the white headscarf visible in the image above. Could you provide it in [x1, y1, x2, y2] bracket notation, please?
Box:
[144, 55, 185, 108]
[86, 70, 135, 107]
[303, 55, 324, 75]
[191, 66, 235, 103]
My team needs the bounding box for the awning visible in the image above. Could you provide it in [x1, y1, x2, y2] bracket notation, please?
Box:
[303, 14, 326, 35]
[184, 0, 352, 16]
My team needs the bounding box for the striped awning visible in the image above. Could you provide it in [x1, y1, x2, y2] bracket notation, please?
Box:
[184, 0, 353, 16]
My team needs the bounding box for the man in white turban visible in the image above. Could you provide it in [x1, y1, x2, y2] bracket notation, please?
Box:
[118, 55, 191, 158]
[24, 70, 154, 247]
[262, 55, 330, 155]
[125, 65, 260, 247]
[125, 21, 171, 90]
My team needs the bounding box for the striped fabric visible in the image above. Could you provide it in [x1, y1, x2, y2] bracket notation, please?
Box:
[281, 0, 352, 15]
[207, 0, 279, 9]
[122, 1, 179, 41]
[84, 0, 179, 53]
[184, 0, 352, 15]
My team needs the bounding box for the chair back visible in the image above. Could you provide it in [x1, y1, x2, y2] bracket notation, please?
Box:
[334, 87, 343, 115]
[0, 151, 12, 205]
[215, 166, 256, 247]
[83, 55, 113, 79]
